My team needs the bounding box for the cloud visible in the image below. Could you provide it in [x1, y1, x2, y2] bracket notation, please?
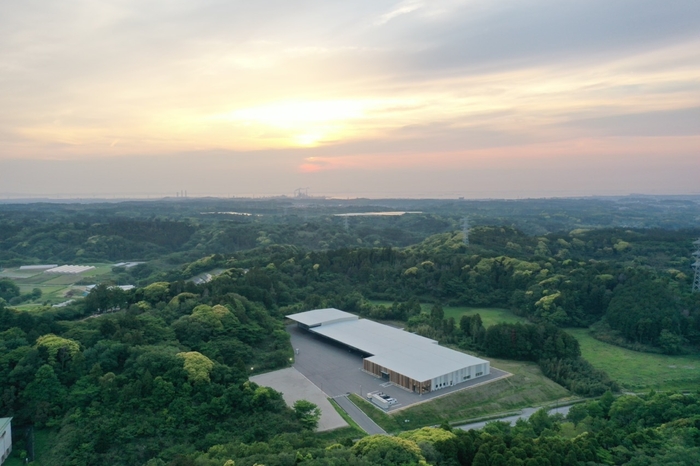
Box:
[0, 0, 698, 196]
[374, 1, 424, 26]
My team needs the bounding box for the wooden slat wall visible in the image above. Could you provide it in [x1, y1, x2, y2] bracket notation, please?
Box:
[363, 359, 429, 393]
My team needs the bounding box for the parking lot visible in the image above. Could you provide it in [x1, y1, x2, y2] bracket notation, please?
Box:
[289, 324, 509, 412]
[250, 367, 348, 432]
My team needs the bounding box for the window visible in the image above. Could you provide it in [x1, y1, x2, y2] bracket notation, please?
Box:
[475, 372, 483, 376]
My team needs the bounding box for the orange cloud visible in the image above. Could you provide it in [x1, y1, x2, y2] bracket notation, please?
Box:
[297, 135, 700, 172]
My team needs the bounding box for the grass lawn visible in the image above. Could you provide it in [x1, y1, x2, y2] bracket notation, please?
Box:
[17, 284, 64, 294]
[370, 300, 526, 327]
[81, 264, 114, 277]
[350, 357, 573, 433]
[41, 274, 85, 286]
[12, 303, 48, 312]
[13, 283, 76, 309]
[568, 328, 700, 392]
[441, 306, 526, 327]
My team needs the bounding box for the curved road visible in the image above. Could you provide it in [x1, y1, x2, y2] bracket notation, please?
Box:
[456, 405, 572, 431]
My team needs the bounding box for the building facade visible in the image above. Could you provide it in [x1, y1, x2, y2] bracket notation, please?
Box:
[287, 308, 490, 394]
[0, 418, 11, 466]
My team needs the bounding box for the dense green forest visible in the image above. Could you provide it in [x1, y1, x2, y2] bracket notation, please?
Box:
[2, 195, 700, 265]
[185, 390, 700, 466]
[1, 197, 700, 464]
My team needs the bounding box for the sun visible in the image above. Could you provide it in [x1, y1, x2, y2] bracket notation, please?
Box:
[211, 99, 369, 147]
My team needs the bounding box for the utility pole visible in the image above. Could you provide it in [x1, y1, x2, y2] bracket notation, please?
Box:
[692, 239, 700, 293]
[462, 217, 470, 245]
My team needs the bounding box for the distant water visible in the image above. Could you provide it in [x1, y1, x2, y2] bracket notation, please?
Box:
[200, 211, 256, 216]
[333, 211, 422, 217]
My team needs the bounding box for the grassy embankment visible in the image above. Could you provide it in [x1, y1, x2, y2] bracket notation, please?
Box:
[568, 328, 700, 392]
[315, 399, 367, 441]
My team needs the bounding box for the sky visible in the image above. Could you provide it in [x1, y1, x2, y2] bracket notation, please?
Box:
[1, 0, 699, 199]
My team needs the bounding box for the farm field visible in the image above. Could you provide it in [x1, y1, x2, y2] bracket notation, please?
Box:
[568, 328, 700, 392]
[1, 263, 118, 308]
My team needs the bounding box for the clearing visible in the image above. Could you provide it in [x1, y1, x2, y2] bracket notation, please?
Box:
[568, 328, 700, 392]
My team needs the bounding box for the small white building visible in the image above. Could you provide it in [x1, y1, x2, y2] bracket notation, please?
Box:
[19, 265, 57, 271]
[0, 417, 11, 466]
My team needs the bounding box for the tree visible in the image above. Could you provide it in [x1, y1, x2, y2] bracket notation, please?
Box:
[353, 435, 428, 465]
[35, 334, 81, 363]
[177, 351, 214, 383]
[0, 279, 20, 301]
[21, 364, 66, 426]
[293, 399, 321, 430]
[658, 329, 683, 355]
[430, 304, 444, 328]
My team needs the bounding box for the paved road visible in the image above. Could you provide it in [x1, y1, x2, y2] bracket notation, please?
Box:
[334, 394, 387, 435]
[456, 405, 573, 431]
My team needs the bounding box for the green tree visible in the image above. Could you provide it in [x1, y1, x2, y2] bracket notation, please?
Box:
[21, 364, 66, 426]
[293, 399, 321, 430]
[353, 435, 427, 465]
[0, 279, 20, 301]
[430, 304, 444, 328]
[177, 351, 214, 383]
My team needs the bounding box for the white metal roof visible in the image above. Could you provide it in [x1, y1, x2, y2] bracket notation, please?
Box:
[365, 345, 487, 382]
[306, 316, 487, 382]
[45, 265, 95, 274]
[0, 417, 11, 431]
[19, 264, 58, 270]
[310, 318, 436, 354]
[286, 308, 359, 327]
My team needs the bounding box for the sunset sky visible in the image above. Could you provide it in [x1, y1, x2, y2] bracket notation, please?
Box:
[1, 0, 699, 198]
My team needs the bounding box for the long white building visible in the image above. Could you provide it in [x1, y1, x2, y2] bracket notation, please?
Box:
[287, 308, 490, 393]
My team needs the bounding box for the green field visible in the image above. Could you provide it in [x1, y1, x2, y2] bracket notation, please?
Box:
[80, 264, 115, 277]
[373, 300, 700, 393]
[568, 328, 700, 392]
[441, 306, 527, 327]
[18, 284, 69, 300]
[370, 301, 526, 327]
[349, 357, 572, 433]
[2, 263, 120, 308]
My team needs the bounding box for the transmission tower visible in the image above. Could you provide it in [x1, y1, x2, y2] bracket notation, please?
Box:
[462, 217, 470, 245]
[343, 216, 349, 232]
[693, 239, 700, 293]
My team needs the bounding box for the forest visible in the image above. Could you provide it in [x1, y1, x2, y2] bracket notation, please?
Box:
[1, 196, 700, 465]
